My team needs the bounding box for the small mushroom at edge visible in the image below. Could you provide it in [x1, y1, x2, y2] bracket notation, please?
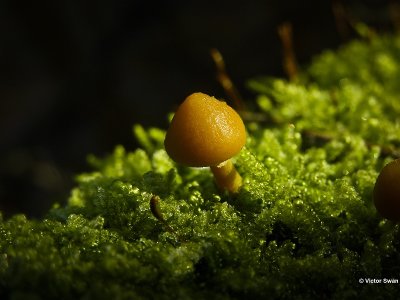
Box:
[164, 92, 246, 193]
[373, 158, 400, 221]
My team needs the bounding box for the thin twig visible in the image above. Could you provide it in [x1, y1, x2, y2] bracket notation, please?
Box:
[389, 0, 400, 33]
[210, 48, 246, 111]
[332, 0, 351, 41]
[277, 22, 298, 81]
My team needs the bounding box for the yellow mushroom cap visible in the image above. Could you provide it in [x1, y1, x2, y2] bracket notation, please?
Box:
[164, 92, 246, 167]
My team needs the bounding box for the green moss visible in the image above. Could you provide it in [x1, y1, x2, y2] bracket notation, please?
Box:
[2, 34, 400, 299]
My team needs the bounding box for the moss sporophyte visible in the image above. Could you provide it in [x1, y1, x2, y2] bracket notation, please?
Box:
[3, 33, 400, 299]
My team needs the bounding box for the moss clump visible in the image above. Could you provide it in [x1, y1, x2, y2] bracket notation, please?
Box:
[2, 34, 400, 299]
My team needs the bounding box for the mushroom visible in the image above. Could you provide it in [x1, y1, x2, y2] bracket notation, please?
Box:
[164, 92, 246, 193]
[373, 158, 400, 221]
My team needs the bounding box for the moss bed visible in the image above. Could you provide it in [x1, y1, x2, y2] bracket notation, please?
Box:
[2, 33, 400, 299]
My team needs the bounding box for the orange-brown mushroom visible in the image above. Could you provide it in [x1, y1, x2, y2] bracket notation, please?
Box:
[164, 92, 246, 193]
[373, 158, 400, 221]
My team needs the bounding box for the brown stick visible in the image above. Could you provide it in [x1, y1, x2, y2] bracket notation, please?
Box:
[389, 0, 400, 32]
[277, 22, 298, 81]
[332, 0, 351, 41]
[210, 48, 245, 111]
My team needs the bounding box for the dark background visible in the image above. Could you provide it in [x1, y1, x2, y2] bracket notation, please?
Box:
[0, 0, 396, 218]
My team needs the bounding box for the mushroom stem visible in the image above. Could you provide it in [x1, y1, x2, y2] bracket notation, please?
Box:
[210, 159, 242, 194]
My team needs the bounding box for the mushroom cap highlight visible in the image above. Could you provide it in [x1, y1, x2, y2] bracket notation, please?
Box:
[373, 158, 400, 221]
[164, 92, 246, 167]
